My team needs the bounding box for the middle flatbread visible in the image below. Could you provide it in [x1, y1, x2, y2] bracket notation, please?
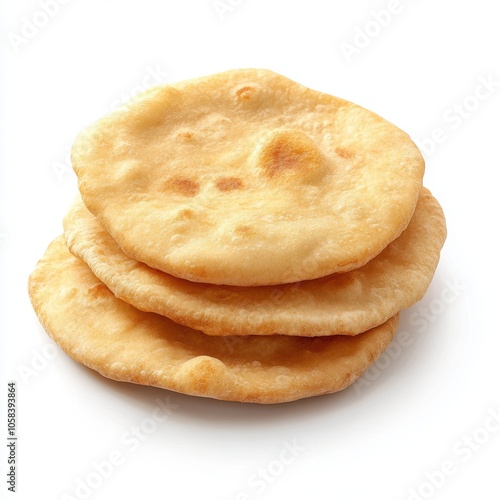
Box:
[64, 188, 446, 337]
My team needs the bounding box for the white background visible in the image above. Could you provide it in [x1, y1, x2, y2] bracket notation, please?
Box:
[1, 1, 499, 499]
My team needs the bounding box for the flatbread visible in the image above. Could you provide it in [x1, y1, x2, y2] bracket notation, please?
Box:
[63, 188, 445, 337]
[28, 237, 399, 403]
[71, 68, 424, 285]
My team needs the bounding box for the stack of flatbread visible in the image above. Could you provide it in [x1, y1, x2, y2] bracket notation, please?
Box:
[28, 69, 446, 403]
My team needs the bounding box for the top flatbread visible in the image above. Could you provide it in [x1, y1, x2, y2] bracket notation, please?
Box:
[72, 68, 424, 285]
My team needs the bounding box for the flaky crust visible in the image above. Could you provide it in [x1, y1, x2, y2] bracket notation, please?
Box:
[72, 69, 424, 285]
[28, 237, 399, 404]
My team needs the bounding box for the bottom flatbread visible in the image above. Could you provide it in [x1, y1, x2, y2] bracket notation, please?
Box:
[28, 237, 399, 404]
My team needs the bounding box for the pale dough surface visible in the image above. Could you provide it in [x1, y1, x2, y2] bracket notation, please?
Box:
[72, 69, 424, 285]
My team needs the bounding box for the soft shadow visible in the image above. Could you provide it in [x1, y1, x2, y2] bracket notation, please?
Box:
[70, 359, 360, 428]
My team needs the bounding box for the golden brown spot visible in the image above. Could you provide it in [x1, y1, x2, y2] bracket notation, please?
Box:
[170, 178, 199, 197]
[235, 85, 256, 101]
[234, 224, 256, 237]
[268, 143, 300, 176]
[178, 130, 194, 140]
[335, 147, 354, 159]
[87, 283, 110, 299]
[215, 177, 244, 192]
[177, 208, 195, 219]
[257, 130, 324, 181]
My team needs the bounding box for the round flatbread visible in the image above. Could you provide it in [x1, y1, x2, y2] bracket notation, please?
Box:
[28, 237, 399, 404]
[71, 68, 424, 285]
[63, 188, 445, 337]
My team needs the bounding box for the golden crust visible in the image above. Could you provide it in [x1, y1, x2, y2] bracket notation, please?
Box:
[72, 68, 424, 285]
[28, 237, 399, 404]
[63, 188, 445, 336]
